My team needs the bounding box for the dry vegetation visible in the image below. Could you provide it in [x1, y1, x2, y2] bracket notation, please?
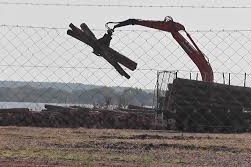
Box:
[1, 127, 251, 166]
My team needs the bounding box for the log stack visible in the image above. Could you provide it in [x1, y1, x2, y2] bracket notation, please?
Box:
[163, 78, 251, 132]
[0, 106, 157, 129]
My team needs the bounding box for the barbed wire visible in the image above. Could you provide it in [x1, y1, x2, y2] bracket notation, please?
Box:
[1, 24, 251, 33]
[0, 1, 251, 9]
[0, 24, 67, 30]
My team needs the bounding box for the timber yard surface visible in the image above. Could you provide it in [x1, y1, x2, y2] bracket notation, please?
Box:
[1, 127, 251, 167]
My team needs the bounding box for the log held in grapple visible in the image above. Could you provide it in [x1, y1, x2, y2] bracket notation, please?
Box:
[67, 23, 137, 79]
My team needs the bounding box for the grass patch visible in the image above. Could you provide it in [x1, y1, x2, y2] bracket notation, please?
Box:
[0, 148, 90, 161]
[0, 148, 155, 165]
[164, 159, 187, 166]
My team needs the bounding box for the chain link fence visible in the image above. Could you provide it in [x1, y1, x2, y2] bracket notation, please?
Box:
[2, 0, 251, 8]
[1, 25, 251, 131]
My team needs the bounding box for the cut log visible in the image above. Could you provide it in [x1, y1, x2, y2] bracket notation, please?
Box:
[67, 23, 137, 79]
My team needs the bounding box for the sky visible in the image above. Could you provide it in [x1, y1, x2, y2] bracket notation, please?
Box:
[1, 0, 251, 89]
[1, 0, 251, 30]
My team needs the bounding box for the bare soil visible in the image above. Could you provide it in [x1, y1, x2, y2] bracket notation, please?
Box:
[1, 127, 251, 166]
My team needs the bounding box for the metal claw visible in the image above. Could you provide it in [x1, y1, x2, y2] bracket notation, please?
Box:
[67, 23, 137, 79]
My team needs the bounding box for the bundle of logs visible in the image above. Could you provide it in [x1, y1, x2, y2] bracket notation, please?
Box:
[162, 78, 251, 132]
[67, 23, 137, 79]
[0, 105, 159, 129]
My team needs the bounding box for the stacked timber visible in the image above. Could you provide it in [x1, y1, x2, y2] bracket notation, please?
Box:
[163, 78, 251, 132]
[0, 105, 156, 129]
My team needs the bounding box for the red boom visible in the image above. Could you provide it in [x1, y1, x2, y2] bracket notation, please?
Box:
[109, 17, 214, 82]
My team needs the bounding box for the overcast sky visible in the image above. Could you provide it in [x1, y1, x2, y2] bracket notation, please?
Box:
[1, 0, 251, 89]
[1, 0, 251, 30]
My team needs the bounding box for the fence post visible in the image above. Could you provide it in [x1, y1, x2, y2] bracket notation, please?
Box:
[223, 73, 225, 84]
[244, 73, 247, 87]
[156, 71, 159, 111]
[228, 73, 231, 85]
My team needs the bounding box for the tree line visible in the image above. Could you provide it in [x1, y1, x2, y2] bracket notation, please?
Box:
[0, 85, 154, 107]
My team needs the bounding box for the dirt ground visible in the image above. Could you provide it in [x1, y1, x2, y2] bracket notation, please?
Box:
[1, 127, 251, 167]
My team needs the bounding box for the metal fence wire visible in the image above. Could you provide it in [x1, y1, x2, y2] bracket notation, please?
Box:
[1, 25, 251, 131]
[2, 0, 251, 8]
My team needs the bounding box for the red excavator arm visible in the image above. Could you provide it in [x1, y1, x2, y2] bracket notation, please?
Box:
[106, 16, 214, 82]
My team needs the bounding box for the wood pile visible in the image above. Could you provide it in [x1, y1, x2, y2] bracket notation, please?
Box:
[163, 78, 251, 132]
[0, 105, 158, 129]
